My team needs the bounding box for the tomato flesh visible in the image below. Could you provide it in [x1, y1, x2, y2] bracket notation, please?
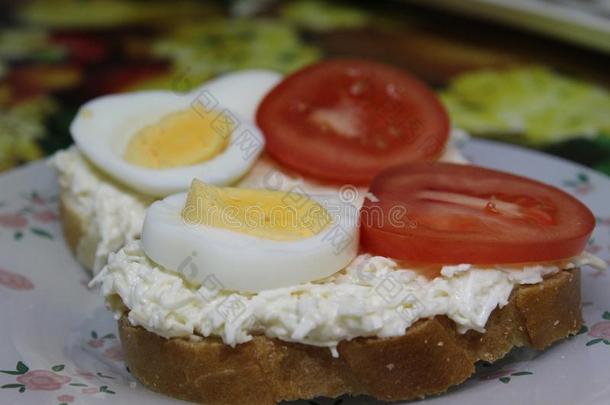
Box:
[360, 162, 595, 264]
[256, 59, 450, 185]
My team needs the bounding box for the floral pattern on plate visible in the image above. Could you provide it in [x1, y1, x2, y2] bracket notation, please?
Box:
[0, 267, 34, 290]
[1, 141, 610, 405]
[584, 312, 610, 346]
[0, 190, 58, 241]
[0, 361, 116, 398]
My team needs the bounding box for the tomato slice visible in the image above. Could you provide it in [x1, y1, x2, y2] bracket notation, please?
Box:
[360, 162, 595, 264]
[256, 59, 449, 185]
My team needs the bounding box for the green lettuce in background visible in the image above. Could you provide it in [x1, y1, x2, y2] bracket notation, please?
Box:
[0, 97, 57, 171]
[1, 0, 609, 177]
[441, 67, 610, 175]
[152, 19, 320, 90]
[441, 66, 610, 143]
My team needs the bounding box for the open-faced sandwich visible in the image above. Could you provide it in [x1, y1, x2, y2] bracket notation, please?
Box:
[52, 60, 466, 275]
[64, 59, 605, 404]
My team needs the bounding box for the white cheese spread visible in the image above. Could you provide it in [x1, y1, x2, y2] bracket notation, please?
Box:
[51, 147, 152, 273]
[92, 241, 604, 356]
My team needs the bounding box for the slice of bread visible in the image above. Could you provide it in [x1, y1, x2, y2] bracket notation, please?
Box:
[60, 192, 85, 257]
[57, 164, 150, 274]
[60, 169, 583, 403]
[118, 268, 581, 405]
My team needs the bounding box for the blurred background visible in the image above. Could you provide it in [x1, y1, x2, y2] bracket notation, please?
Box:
[1, 0, 610, 175]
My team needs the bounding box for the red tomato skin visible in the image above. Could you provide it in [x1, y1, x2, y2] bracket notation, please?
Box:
[360, 225, 592, 265]
[256, 59, 450, 185]
[360, 162, 596, 264]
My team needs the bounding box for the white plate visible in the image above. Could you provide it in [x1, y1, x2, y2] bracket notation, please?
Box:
[1, 139, 609, 405]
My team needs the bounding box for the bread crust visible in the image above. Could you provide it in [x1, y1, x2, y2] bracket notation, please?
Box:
[59, 192, 85, 257]
[119, 268, 582, 405]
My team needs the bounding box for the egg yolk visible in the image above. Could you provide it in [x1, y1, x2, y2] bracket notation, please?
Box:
[182, 179, 332, 241]
[124, 109, 231, 169]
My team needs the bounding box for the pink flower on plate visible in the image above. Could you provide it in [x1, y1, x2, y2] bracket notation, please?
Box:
[575, 185, 593, 195]
[0, 213, 27, 229]
[32, 210, 58, 223]
[16, 370, 71, 391]
[88, 339, 104, 348]
[0, 268, 34, 290]
[74, 370, 96, 381]
[589, 321, 610, 339]
[57, 394, 75, 403]
[103, 344, 124, 361]
[479, 368, 516, 380]
[82, 387, 99, 394]
[31, 194, 46, 206]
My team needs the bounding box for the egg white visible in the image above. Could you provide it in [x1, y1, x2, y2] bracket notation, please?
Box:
[141, 193, 360, 293]
[70, 70, 282, 197]
[190, 70, 282, 122]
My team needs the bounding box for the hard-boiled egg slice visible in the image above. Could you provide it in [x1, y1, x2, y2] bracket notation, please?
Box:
[71, 70, 282, 197]
[141, 180, 359, 292]
[191, 70, 282, 122]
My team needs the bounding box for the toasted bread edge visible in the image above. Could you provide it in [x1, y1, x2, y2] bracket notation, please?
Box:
[118, 269, 581, 405]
